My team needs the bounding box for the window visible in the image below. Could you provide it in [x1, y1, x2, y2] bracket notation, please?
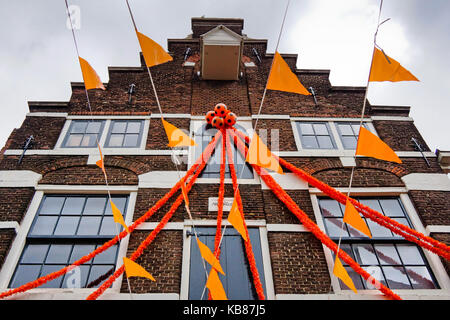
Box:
[336, 122, 366, 150]
[296, 122, 336, 149]
[10, 195, 128, 289]
[188, 227, 266, 300]
[105, 120, 144, 148]
[318, 197, 438, 290]
[62, 120, 105, 148]
[195, 124, 253, 179]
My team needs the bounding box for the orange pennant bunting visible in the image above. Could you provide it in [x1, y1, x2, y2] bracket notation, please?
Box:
[136, 31, 173, 68]
[95, 143, 106, 175]
[123, 257, 155, 281]
[196, 238, 225, 275]
[246, 133, 283, 174]
[343, 199, 372, 238]
[206, 268, 227, 300]
[333, 256, 357, 294]
[267, 51, 310, 95]
[369, 47, 419, 82]
[181, 181, 189, 207]
[78, 57, 105, 90]
[227, 199, 248, 241]
[355, 127, 402, 163]
[162, 119, 197, 148]
[110, 200, 129, 233]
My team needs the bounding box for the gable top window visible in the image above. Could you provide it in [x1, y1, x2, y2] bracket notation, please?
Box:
[104, 120, 144, 148]
[296, 122, 336, 149]
[62, 120, 105, 148]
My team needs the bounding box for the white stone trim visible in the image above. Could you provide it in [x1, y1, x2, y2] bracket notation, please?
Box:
[266, 224, 309, 232]
[67, 115, 151, 120]
[0, 171, 42, 188]
[396, 151, 436, 158]
[2, 290, 179, 300]
[183, 61, 196, 67]
[244, 62, 256, 67]
[290, 117, 371, 122]
[401, 173, 450, 191]
[339, 157, 356, 168]
[259, 226, 276, 300]
[150, 113, 191, 119]
[251, 114, 290, 120]
[0, 221, 20, 232]
[260, 173, 308, 190]
[309, 187, 408, 195]
[35, 185, 138, 193]
[371, 116, 414, 122]
[138, 171, 187, 188]
[135, 222, 184, 231]
[26, 112, 68, 118]
[425, 225, 450, 235]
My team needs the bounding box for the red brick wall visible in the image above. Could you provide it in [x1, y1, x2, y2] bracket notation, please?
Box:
[0, 188, 34, 222]
[408, 190, 450, 226]
[0, 229, 16, 269]
[373, 120, 430, 152]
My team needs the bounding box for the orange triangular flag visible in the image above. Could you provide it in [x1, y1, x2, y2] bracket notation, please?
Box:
[123, 257, 155, 281]
[136, 31, 173, 68]
[78, 57, 106, 90]
[181, 181, 189, 207]
[355, 127, 402, 163]
[110, 200, 129, 233]
[227, 199, 248, 241]
[246, 133, 283, 174]
[369, 47, 419, 82]
[206, 268, 227, 300]
[266, 51, 311, 95]
[196, 238, 225, 275]
[333, 256, 357, 294]
[162, 119, 197, 148]
[95, 143, 106, 175]
[343, 199, 372, 238]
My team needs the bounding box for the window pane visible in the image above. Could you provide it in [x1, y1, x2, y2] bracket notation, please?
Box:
[80, 134, 97, 147]
[338, 124, 354, 136]
[30, 216, 58, 236]
[111, 122, 127, 134]
[406, 266, 435, 289]
[353, 244, 378, 265]
[45, 244, 72, 264]
[126, 121, 142, 134]
[71, 121, 87, 134]
[86, 122, 102, 134]
[332, 244, 354, 265]
[382, 266, 411, 289]
[21, 244, 49, 263]
[105, 197, 127, 215]
[83, 197, 106, 215]
[317, 135, 334, 149]
[362, 266, 385, 289]
[359, 199, 383, 213]
[40, 197, 65, 215]
[98, 216, 118, 236]
[11, 265, 41, 288]
[367, 219, 393, 237]
[374, 244, 401, 265]
[320, 199, 342, 217]
[86, 265, 115, 288]
[379, 199, 404, 217]
[324, 218, 348, 237]
[396, 245, 425, 265]
[40, 265, 65, 288]
[62, 265, 90, 289]
[66, 134, 83, 147]
[313, 123, 328, 135]
[77, 217, 101, 235]
[301, 135, 318, 149]
[93, 245, 118, 264]
[347, 222, 368, 238]
[391, 218, 411, 238]
[69, 244, 96, 264]
[108, 134, 124, 147]
[299, 123, 314, 135]
[341, 136, 357, 149]
[61, 197, 85, 215]
[53, 216, 80, 235]
[123, 134, 139, 147]
[351, 124, 361, 135]
[339, 267, 364, 290]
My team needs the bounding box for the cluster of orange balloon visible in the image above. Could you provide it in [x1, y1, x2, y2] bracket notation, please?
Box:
[205, 103, 237, 129]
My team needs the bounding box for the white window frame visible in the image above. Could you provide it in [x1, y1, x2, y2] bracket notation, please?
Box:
[179, 219, 275, 300]
[0, 185, 138, 297]
[309, 188, 450, 298]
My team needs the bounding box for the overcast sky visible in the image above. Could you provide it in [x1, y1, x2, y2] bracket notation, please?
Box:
[0, 0, 449, 152]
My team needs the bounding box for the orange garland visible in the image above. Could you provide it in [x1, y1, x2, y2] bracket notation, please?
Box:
[229, 129, 401, 300]
[226, 130, 266, 300]
[233, 128, 450, 260]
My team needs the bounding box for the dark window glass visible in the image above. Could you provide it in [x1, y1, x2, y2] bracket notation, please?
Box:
[63, 120, 105, 148]
[10, 195, 127, 289]
[188, 227, 266, 300]
[105, 120, 144, 148]
[336, 122, 367, 150]
[296, 122, 336, 150]
[320, 197, 438, 290]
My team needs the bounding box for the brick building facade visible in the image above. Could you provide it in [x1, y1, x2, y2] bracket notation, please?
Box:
[0, 17, 449, 300]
